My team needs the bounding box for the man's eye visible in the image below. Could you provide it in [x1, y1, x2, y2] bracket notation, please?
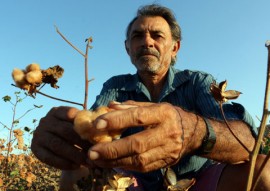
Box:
[131, 34, 142, 39]
[153, 33, 163, 39]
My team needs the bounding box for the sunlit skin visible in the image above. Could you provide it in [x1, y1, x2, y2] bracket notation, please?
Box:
[125, 16, 180, 101]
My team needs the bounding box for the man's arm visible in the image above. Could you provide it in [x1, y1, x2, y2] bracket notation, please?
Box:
[86, 102, 255, 172]
[173, 106, 255, 163]
[200, 117, 255, 163]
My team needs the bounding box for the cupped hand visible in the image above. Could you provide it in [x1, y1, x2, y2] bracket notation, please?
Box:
[87, 102, 184, 172]
[31, 106, 91, 170]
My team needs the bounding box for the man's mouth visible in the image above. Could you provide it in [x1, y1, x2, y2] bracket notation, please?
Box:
[136, 49, 160, 59]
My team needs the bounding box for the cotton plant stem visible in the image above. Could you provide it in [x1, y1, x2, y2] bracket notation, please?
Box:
[219, 103, 251, 153]
[36, 91, 84, 107]
[55, 25, 85, 57]
[246, 41, 270, 191]
[5, 95, 18, 177]
[11, 84, 84, 108]
[16, 107, 37, 122]
[252, 152, 270, 190]
[83, 38, 92, 110]
[55, 26, 93, 110]
[0, 121, 9, 130]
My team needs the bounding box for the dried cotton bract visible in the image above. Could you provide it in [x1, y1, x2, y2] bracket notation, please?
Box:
[163, 168, 196, 191]
[210, 80, 241, 103]
[103, 174, 134, 191]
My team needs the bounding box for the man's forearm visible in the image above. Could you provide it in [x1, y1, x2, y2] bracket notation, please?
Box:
[203, 119, 255, 163]
[175, 107, 255, 163]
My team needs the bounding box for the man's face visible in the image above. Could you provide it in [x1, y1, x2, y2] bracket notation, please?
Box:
[125, 16, 179, 75]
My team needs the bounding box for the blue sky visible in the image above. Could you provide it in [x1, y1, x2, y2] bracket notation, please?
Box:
[1, 0, 269, 140]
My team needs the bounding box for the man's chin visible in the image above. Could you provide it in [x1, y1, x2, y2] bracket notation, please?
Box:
[136, 64, 161, 74]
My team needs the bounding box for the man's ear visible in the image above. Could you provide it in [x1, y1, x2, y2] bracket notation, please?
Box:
[172, 40, 180, 57]
[125, 40, 130, 55]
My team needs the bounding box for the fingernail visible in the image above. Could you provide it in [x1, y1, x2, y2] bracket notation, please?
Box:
[110, 101, 121, 104]
[96, 119, 107, 129]
[88, 150, 100, 160]
[116, 104, 138, 109]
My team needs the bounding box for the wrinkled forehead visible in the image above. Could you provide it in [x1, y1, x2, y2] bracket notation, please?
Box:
[129, 16, 171, 35]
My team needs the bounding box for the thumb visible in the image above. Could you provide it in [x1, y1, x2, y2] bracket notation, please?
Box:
[49, 106, 80, 122]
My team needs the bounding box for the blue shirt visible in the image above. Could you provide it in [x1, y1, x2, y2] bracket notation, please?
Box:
[91, 66, 257, 190]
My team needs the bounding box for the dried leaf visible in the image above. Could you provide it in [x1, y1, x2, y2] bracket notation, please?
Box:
[104, 173, 133, 191]
[167, 178, 196, 191]
[164, 167, 177, 186]
[163, 168, 196, 191]
[116, 177, 134, 189]
[108, 179, 118, 188]
[222, 90, 242, 100]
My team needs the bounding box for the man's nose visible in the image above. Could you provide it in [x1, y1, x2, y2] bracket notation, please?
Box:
[141, 34, 154, 48]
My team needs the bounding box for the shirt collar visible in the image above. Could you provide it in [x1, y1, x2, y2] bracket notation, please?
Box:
[120, 66, 190, 94]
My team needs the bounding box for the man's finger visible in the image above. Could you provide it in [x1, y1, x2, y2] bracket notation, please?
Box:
[32, 131, 87, 165]
[48, 106, 79, 122]
[31, 144, 80, 170]
[38, 114, 90, 151]
[88, 127, 169, 160]
[122, 100, 155, 107]
[89, 141, 182, 172]
[95, 103, 174, 130]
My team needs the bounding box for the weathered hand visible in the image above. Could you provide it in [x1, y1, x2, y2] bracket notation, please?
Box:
[87, 102, 186, 172]
[31, 106, 91, 170]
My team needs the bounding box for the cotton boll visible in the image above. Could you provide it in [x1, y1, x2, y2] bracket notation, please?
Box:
[25, 63, 41, 72]
[12, 68, 25, 83]
[74, 107, 121, 144]
[26, 70, 42, 84]
[74, 110, 95, 141]
[12, 68, 30, 90]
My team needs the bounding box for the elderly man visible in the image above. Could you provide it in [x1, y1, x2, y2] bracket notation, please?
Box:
[31, 4, 270, 191]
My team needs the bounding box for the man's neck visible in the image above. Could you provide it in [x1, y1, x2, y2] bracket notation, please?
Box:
[138, 71, 168, 102]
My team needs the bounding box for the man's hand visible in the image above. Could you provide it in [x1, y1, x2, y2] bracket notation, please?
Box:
[87, 102, 193, 172]
[31, 106, 91, 170]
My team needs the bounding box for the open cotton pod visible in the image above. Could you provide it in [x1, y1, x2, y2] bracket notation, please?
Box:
[12, 68, 25, 83]
[25, 63, 41, 72]
[12, 68, 30, 90]
[25, 63, 43, 85]
[25, 70, 43, 85]
[74, 106, 122, 144]
[12, 68, 26, 88]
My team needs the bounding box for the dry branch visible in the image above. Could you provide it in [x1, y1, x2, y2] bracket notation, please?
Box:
[36, 91, 83, 107]
[246, 41, 270, 191]
[55, 26, 93, 110]
[54, 25, 85, 57]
